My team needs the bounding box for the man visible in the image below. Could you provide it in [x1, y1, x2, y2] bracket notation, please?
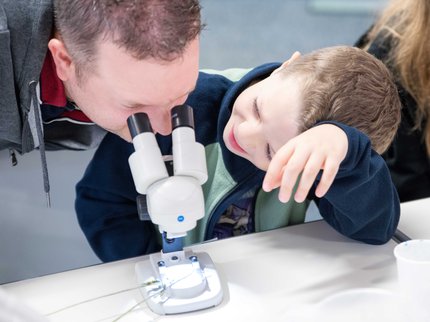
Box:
[0, 0, 202, 204]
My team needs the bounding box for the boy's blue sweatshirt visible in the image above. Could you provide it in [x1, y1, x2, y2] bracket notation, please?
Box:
[75, 63, 400, 262]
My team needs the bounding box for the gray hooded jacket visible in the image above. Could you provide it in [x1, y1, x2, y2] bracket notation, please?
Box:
[0, 0, 105, 203]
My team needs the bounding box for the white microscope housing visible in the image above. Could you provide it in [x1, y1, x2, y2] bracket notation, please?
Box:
[127, 105, 223, 315]
[128, 105, 208, 239]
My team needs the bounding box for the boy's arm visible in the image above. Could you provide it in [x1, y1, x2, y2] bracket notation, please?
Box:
[315, 122, 400, 244]
[75, 133, 161, 262]
[264, 122, 400, 244]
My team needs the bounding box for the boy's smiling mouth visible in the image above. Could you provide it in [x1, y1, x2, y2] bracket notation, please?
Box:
[228, 126, 247, 155]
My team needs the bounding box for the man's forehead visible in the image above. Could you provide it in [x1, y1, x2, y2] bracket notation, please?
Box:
[95, 38, 199, 104]
[122, 86, 195, 108]
[97, 37, 198, 67]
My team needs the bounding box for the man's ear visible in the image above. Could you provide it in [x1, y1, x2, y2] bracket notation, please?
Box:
[47, 38, 74, 81]
[272, 51, 301, 74]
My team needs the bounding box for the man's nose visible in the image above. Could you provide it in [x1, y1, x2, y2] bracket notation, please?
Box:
[148, 108, 173, 136]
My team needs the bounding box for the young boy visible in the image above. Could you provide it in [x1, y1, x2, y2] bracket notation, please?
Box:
[75, 46, 401, 262]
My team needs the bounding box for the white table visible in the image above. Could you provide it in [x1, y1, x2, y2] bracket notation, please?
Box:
[3, 221, 399, 322]
[398, 198, 430, 240]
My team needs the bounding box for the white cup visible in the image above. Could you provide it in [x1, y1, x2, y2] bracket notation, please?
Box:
[394, 239, 430, 322]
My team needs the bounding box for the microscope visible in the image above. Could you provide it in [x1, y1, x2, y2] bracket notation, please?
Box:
[127, 105, 223, 315]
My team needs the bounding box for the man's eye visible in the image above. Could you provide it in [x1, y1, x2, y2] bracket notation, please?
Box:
[123, 103, 145, 110]
[253, 98, 260, 119]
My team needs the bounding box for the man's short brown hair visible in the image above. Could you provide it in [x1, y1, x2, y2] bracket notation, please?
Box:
[53, 0, 203, 74]
[283, 46, 401, 154]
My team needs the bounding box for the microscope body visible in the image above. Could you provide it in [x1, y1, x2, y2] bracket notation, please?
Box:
[128, 105, 208, 240]
[146, 176, 203, 239]
[127, 105, 223, 315]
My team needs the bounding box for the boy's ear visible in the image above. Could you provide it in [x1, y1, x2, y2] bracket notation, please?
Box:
[272, 51, 301, 74]
[47, 38, 75, 81]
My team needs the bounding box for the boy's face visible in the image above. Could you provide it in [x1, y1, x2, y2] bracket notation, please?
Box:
[223, 56, 303, 170]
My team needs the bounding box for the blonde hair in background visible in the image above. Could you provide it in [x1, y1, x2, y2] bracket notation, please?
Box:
[281, 46, 401, 154]
[365, 0, 430, 155]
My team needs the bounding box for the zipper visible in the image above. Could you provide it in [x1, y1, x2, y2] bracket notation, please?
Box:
[9, 149, 17, 166]
[204, 171, 263, 239]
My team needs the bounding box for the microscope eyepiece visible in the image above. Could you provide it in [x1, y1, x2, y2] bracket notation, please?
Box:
[127, 113, 153, 138]
[171, 105, 194, 130]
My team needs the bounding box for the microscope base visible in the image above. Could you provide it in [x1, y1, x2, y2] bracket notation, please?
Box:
[135, 250, 223, 315]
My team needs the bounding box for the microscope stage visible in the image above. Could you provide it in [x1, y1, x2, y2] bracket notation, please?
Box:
[135, 250, 223, 315]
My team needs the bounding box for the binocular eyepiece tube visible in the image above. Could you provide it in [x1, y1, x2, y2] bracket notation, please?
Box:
[171, 105, 194, 130]
[127, 104, 194, 139]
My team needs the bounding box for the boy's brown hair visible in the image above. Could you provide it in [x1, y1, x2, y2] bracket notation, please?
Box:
[282, 46, 401, 154]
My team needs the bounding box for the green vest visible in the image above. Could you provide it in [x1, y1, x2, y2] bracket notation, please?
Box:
[183, 143, 308, 247]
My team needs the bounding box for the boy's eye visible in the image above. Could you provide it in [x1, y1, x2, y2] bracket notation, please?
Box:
[253, 98, 261, 119]
[253, 98, 272, 162]
[266, 144, 272, 161]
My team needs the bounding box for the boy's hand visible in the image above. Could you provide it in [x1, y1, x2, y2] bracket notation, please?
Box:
[262, 124, 348, 203]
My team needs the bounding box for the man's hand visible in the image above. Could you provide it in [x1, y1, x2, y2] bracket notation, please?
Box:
[262, 124, 348, 203]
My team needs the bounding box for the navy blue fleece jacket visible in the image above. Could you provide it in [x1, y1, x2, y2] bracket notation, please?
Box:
[75, 63, 400, 262]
